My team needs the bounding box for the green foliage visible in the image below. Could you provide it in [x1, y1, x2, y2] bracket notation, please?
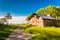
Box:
[0, 18, 7, 24]
[26, 13, 37, 20]
[5, 13, 12, 24]
[0, 24, 17, 40]
[24, 26, 60, 40]
[36, 5, 60, 17]
[26, 13, 33, 20]
[55, 20, 60, 27]
[19, 24, 32, 31]
[0, 24, 60, 40]
[24, 26, 44, 34]
[36, 8, 45, 14]
[5, 13, 12, 19]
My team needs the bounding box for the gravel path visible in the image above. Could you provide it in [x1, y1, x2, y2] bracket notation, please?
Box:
[6, 28, 32, 40]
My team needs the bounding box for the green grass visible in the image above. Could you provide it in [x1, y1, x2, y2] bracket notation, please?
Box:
[0, 24, 17, 40]
[24, 26, 60, 40]
[0, 24, 60, 40]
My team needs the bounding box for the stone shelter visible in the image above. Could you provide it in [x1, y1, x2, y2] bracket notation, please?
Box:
[26, 13, 55, 27]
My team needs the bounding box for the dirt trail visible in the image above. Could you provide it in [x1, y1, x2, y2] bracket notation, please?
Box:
[6, 28, 32, 40]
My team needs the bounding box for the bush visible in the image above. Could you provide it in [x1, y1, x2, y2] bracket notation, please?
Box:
[18, 24, 32, 31]
[55, 20, 60, 27]
[24, 26, 44, 34]
[0, 24, 17, 40]
[24, 26, 60, 40]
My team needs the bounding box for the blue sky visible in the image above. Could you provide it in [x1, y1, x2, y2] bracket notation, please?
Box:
[0, 0, 60, 16]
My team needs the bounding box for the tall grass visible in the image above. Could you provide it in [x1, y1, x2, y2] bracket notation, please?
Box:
[24, 26, 60, 40]
[0, 24, 60, 40]
[0, 24, 17, 40]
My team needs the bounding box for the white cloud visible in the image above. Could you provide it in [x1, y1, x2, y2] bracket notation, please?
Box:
[56, 6, 60, 8]
[0, 16, 27, 24]
[0, 16, 4, 18]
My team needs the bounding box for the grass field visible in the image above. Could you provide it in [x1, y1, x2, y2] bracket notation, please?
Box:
[0, 24, 17, 40]
[0, 24, 60, 40]
[24, 26, 60, 40]
[44, 27, 60, 33]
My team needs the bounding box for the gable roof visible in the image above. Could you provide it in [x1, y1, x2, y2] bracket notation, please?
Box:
[26, 13, 37, 20]
[38, 14, 54, 19]
[26, 13, 54, 20]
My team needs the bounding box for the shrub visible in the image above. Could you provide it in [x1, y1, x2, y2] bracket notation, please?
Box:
[24, 26, 60, 40]
[55, 20, 60, 27]
[0, 24, 17, 40]
[19, 24, 32, 31]
[24, 26, 44, 34]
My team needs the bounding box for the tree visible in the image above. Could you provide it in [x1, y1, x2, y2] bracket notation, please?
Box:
[36, 5, 60, 18]
[0, 18, 7, 24]
[56, 7, 60, 16]
[36, 8, 45, 14]
[5, 13, 12, 24]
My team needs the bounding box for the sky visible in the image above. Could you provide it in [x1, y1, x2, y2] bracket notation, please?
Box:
[0, 0, 60, 24]
[0, 0, 60, 16]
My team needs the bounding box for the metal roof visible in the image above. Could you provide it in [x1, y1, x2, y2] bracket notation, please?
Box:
[38, 14, 54, 19]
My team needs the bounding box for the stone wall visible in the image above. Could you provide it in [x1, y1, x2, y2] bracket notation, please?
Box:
[28, 15, 44, 27]
[37, 17, 44, 27]
[28, 15, 38, 25]
[44, 19, 54, 26]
